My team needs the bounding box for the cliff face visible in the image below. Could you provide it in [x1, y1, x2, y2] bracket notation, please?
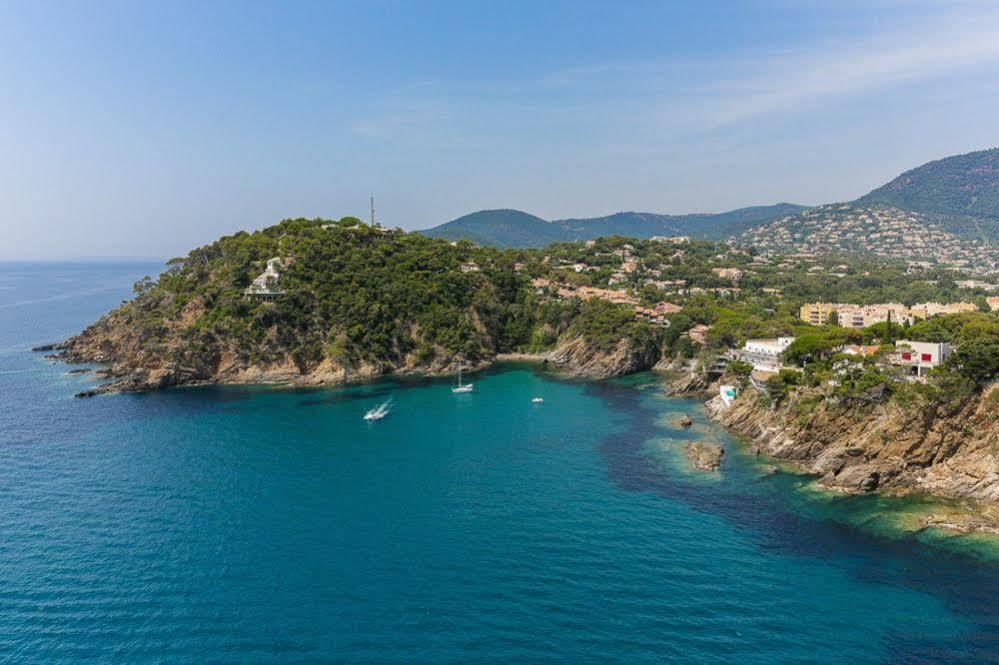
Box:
[706, 385, 999, 505]
[545, 336, 661, 379]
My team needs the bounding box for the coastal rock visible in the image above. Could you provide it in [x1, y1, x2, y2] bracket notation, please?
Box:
[684, 440, 725, 472]
[676, 414, 694, 429]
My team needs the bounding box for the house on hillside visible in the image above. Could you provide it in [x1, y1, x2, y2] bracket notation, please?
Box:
[887, 340, 953, 380]
[244, 258, 285, 298]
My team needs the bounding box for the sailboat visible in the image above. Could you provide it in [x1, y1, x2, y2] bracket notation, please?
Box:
[451, 367, 473, 393]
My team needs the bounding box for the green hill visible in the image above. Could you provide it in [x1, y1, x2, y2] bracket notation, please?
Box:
[422, 209, 565, 248]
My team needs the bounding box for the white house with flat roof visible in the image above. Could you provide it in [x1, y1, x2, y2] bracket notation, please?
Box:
[732, 337, 794, 372]
[890, 340, 953, 379]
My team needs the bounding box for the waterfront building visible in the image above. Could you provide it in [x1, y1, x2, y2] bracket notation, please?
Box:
[732, 337, 795, 372]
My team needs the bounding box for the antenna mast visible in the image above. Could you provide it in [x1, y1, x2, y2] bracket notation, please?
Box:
[370, 194, 375, 226]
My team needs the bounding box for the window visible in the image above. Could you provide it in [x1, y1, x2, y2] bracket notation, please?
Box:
[901, 352, 911, 361]
[921, 353, 932, 363]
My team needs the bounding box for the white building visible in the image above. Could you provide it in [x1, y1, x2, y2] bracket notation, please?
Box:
[891, 340, 953, 379]
[733, 337, 795, 372]
[244, 258, 285, 297]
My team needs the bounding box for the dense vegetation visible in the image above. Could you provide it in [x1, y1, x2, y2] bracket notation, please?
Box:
[128, 218, 550, 374]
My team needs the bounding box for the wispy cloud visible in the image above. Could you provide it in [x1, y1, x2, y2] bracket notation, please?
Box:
[700, 7, 999, 128]
[345, 2, 999, 158]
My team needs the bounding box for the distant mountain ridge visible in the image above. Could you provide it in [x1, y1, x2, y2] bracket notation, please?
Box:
[422, 203, 807, 248]
[422, 148, 999, 252]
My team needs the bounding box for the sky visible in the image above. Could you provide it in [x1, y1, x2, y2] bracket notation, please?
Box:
[2, 0, 999, 260]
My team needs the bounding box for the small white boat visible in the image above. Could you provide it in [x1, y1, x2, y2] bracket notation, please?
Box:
[451, 367, 473, 393]
[531, 397, 544, 404]
[363, 399, 392, 421]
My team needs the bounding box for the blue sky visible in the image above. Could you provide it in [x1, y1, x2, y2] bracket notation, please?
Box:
[2, 1, 999, 259]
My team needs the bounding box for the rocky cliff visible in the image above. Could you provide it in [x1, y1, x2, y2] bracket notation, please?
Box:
[52, 312, 654, 395]
[705, 383, 999, 531]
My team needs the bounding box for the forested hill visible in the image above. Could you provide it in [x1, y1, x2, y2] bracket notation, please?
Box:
[422, 203, 805, 247]
[858, 147, 999, 218]
[421, 209, 565, 247]
[856, 148, 999, 241]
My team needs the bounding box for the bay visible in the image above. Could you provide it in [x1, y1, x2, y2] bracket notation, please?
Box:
[1, 262, 997, 663]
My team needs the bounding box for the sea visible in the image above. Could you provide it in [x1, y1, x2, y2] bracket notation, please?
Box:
[1, 261, 998, 663]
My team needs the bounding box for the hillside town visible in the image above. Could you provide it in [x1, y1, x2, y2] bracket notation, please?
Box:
[740, 204, 999, 273]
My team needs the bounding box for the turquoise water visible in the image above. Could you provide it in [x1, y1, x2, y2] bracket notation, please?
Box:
[1, 262, 998, 663]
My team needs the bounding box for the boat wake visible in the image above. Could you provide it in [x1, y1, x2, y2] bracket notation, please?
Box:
[363, 398, 392, 422]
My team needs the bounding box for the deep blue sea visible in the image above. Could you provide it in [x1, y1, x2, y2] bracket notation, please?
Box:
[1, 262, 998, 663]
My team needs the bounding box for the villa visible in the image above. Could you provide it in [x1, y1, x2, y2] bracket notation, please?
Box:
[244, 258, 285, 297]
[888, 340, 953, 380]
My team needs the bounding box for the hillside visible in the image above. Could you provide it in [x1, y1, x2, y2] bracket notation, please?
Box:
[423, 203, 806, 247]
[740, 203, 998, 270]
[857, 147, 999, 239]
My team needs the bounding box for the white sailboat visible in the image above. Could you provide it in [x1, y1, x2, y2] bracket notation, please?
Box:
[451, 367, 473, 393]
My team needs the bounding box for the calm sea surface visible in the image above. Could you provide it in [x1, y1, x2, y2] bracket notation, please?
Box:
[1, 261, 998, 663]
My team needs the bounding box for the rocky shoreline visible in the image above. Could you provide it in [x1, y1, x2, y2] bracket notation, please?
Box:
[41, 321, 663, 397]
[690, 374, 999, 535]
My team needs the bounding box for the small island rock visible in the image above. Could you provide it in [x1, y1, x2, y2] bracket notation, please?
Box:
[684, 440, 725, 472]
